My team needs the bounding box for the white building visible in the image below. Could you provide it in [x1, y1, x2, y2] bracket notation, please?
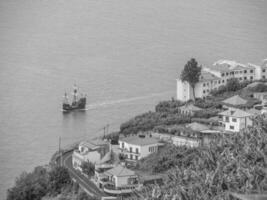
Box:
[72, 139, 110, 171]
[177, 71, 220, 101]
[203, 60, 257, 82]
[101, 165, 139, 195]
[218, 108, 253, 132]
[177, 59, 267, 101]
[118, 135, 163, 162]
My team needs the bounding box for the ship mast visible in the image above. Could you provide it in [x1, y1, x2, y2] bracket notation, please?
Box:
[72, 84, 78, 103]
[63, 92, 69, 104]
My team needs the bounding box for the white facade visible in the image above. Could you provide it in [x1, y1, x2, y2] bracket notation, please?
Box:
[177, 71, 220, 101]
[72, 141, 109, 171]
[171, 135, 200, 147]
[118, 136, 160, 161]
[177, 59, 267, 101]
[219, 108, 253, 132]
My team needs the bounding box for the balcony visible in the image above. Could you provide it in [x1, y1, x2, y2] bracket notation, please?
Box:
[103, 184, 139, 195]
[119, 148, 140, 155]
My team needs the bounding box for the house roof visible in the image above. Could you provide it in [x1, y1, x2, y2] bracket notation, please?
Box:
[79, 139, 108, 150]
[104, 165, 136, 177]
[198, 71, 220, 82]
[179, 103, 202, 111]
[222, 95, 248, 105]
[211, 60, 253, 72]
[119, 136, 160, 146]
[186, 122, 210, 132]
[219, 108, 253, 118]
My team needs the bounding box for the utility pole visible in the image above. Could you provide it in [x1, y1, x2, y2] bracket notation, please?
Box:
[106, 124, 109, 136]
[59, 136, 62, 167]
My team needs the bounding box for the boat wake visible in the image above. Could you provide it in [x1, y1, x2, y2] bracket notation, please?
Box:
[86, 91, 172, 110]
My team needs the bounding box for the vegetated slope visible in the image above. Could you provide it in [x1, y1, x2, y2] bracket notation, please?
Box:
[135, 116, 267, 200]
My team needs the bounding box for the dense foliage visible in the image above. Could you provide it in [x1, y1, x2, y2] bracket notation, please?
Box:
[120, 111, 191, 136]
[135, 117, 267, 200]
[155, 99, 184, 113]
[210, 78, 250, 96]
[180, 58, 202, 100]
[247, 83, 267, 93]
[7, 166, 71, 200]
[81, 161, 95, 177]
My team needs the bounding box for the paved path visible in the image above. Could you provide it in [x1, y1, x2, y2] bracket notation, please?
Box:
[62, 152, 106, 198]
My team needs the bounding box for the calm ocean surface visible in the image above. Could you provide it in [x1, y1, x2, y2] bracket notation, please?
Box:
[0, 0, 267, 198]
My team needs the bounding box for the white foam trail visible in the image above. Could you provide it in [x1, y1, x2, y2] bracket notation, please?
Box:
[86, 91, 173, 110]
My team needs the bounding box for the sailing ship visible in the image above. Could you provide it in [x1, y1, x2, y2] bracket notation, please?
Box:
[62, 85, 86, 112]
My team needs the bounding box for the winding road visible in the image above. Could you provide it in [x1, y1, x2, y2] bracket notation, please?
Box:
[62, 151, 106, 198]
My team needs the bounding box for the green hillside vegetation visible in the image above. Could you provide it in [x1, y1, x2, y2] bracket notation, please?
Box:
[134, 116, 267, 200]
[6, 165, 97, 200]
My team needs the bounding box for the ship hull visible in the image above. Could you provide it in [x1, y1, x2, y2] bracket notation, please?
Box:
[62, 98, 86, 112]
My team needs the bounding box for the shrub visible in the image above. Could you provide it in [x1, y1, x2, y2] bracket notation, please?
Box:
[193, 109, 219, 118]
[155, 100, 184, 113]
[137, 117, 267, 200]
[48, 166, 71, 195]
[7, 166, 49, 200]
[119, 111, 191, 136]
[248, 83, 267, 92]
[81, 161, 95, 177]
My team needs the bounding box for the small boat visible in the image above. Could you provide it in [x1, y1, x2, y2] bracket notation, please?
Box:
[62, 85, 86, 112]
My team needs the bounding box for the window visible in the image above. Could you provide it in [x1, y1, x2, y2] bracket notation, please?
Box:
[203, 83, 206, 87]
[263, 69, 266, 73]
[244, 77, 247, 80]
[250, 70, 253, 73]
[230, 126, 234, 130]
[235, 71, 238, 74]
[130, 154, 133, 160]
[263, 75, 266, 79]
[130, 147, 132, 153]
[239, 77, 242, 80]
[135, 156, 138, 160]
[226, 72, 229, 76]
[203, 90, 205, 94]
[136, 148, 139, 154]
[222, 80, 225, 83]
[218, 80, 221, 84]
[250, 76, 253, 80]
[207, 89, 209, 92]
[244, 70, 247, 73]
[122, 142, 124, 149]
[232, 118, 237, 122]
[222, 73, 225, 77]
[225, 117, 229, 122]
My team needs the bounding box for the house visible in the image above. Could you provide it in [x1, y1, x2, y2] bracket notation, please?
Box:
[177, 59, 267, 101]
[218, 108, 253, 132]
[252, 59, 267, 80]
[203, 60, 258, 82]
[176, 71, 220, 101]
[222, 95, 248, 106]
[252, 92, 267, 102]
[118, 135, 163, 162]
[178, 103, 202, 116]
[171, 134, 201, 148]
[101, 165, 139, 195]
[72, 139, 110, 171]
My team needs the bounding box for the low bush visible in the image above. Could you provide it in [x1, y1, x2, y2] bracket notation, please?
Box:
[119, 111, 191, 136]
[155, 99, 184, 113]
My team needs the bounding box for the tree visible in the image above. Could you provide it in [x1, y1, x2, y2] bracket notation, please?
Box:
[80, 161, 95, 177]
[225, 78, 240, 91]
[181, 58, 202, 101]
[48, 166, 71, 194]
[7, 166, 49, 200]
